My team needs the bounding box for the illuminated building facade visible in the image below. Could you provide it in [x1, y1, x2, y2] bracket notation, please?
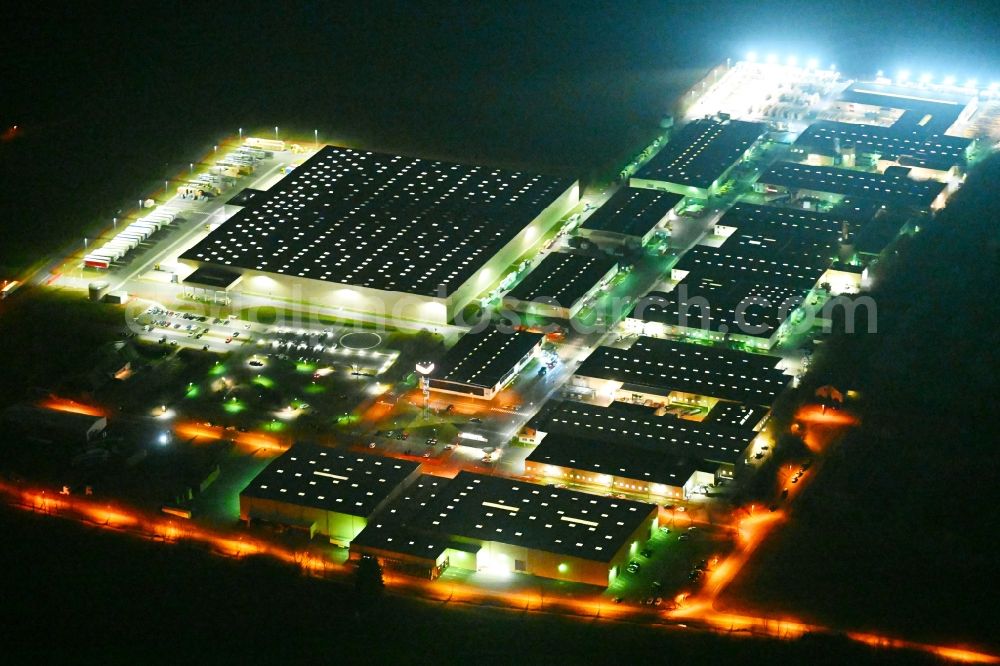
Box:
[239, 443, 421, 545]
[180, 146, 579, 324]
[352, 472, 658, 587]
[427, 327, 544, 400]
[523, 399, 761, 499]
[571, 337, 788, 408]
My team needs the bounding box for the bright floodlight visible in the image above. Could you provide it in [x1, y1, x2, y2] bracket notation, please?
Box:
[965, 78, 977, 88]
[897, 69, 911, 82]
[766, 53, 778, 64]
[786, 55, 798, 66]
[919, 72, 933, 84]
[158, 432, 169, 446]
[807, 58, 819, 69]
[746, 51, 758, 62]
[943, 75, 956, 86]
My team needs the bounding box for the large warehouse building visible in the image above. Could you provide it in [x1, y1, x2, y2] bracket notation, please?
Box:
[502, 252, 618, 320]
[351, 471, 658, 587]
[239, 443, 421, 545]
[631, 118, 767, 198]
[627, 202, 849, 349]
[180, 146, 579, 325]
[577, 188, 684, 247]
[757, 161, 948, 210]
[570, 337, 788, 409]
[522, 399, 761, 499]
[427, 327, 544, 400]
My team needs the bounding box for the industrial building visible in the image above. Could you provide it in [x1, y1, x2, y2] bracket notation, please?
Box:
[671, 239, 832, 291]
[348, 475, 468, 580]
[578, 188, 684, 247]
[757, 161, 948, 210]
[830, 81, 977, 135]
[352, 471, 658, 587]
[631, 118, 767, 198]
[793, 120, 973, 175]
[571, 337, 788, 408]
[523, 399, 761, 499]
[0, 403, 108, 445]
[502, 252, 618, 319]
[628, 278, 809, 349]
[427, 327, 544, 400]
[627, 201, 855, 348]
[180, 146, 579, 325]
[707, 201, 879, 287]
[239, 443, 421, 545]
[711, 202, 850, 243]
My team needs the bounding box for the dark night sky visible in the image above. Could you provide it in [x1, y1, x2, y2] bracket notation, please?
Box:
[1, 0, 999, 271]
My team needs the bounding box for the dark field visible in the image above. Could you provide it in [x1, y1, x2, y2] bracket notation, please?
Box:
[0, 504, 948, 665]
[719, 155, 1000, 653]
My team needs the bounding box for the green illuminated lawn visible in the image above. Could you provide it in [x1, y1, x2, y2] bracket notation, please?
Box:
[263, 420, 286, 432]
[223, 399, 245, 414]
[252, 375, 275, 389]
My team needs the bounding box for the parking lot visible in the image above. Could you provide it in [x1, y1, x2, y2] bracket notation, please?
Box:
[604, 522, 732, 606]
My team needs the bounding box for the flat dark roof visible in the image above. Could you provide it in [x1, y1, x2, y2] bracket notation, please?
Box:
[704, 401, 770, 429]
[718, 203, 850, 243]
[182, 266, 243, 290]
[635, 118, 766, 189]
[528, 399, 755, 465]
[182, 146, 575, 298]
[630, 278, 808, 340]
[839, 83, 971, 134]
[581, 188, 683, 237]
[854, 213, 907, 255]
[240, 443, 420, 517]
[1, 403, 106, 434]
[795, 120, 970, 170]
[759, 161, 946, 209]
[433, 327, 543, 389]
[528, 433, 702, 488]
[350, 475, 468, 561]
[576, 337, 787, 406]
[674, 242, 830, 291]
[506, 252, 617, 310]
[411, 472, 657, 563]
